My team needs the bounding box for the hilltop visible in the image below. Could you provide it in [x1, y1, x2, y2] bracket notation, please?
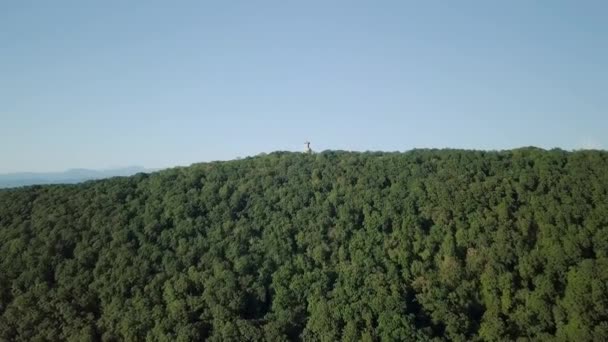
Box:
[1, 149, 607, 341]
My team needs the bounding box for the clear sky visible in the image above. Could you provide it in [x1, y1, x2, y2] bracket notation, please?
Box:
[1, 1, 606, 172]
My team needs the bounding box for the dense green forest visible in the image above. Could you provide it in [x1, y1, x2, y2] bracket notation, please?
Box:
[1, 149, 607, 341]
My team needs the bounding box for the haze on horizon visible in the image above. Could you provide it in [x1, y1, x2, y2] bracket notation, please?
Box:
[1, 1, 606, 173]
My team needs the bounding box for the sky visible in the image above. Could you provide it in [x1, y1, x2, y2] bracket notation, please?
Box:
[1, 1, 607, 173]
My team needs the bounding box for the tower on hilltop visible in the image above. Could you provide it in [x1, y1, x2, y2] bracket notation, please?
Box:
[304, 141, 312, 154]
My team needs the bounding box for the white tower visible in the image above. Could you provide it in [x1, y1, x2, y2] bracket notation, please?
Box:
[304, 141, 312, 154]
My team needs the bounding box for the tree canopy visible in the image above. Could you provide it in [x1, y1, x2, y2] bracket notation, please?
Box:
[1, 148, 607, 341]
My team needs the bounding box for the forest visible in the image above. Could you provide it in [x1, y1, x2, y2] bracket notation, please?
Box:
[0, 148, 607, 341]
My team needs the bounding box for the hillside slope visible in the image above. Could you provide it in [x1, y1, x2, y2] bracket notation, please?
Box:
[1, 149, 607, 341]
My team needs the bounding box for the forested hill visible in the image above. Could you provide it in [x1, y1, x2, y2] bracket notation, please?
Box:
[1, 149, 608, 341]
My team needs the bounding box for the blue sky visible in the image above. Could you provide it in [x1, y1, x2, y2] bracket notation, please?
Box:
[1, 1, 606, 172]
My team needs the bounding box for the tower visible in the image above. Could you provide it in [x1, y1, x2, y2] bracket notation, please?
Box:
[304, 141, 312, 154]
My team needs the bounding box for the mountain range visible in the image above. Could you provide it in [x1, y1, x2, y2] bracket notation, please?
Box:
[0, 166, 155, 188]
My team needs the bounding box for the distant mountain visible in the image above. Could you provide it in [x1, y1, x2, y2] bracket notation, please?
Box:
[0, 166, 155, 188]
